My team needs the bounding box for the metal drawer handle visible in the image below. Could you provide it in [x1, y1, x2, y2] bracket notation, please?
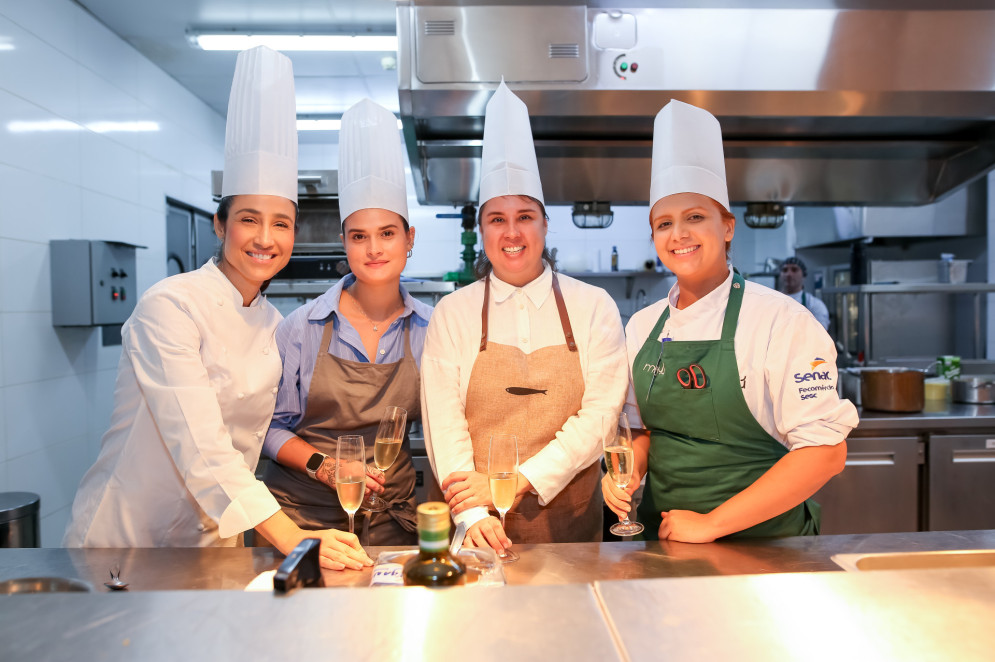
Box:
[845, 452, 896, 467]
[951, 450, 995, 463]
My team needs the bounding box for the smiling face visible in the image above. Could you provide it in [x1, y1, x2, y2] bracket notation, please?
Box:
[214, 194, 296, 302]
[341, 208, 413, 287]
[480, 195, 548, 287]
[650, 192, 735, 285]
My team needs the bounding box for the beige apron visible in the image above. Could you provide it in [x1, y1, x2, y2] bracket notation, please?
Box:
[263, 315, 419, 545]
[464, 273, 602, 543]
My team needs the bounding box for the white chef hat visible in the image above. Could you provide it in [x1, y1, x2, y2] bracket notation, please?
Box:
[650, 100, 729, 212]
[478, 80, 544, 207]
[222, 46, 298, 203]
[338, 98, 409, 224]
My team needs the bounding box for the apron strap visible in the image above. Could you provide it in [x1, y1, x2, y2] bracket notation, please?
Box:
[551, 272, 578, 352]
[479, 276, 491, 351]
[318, 309, 336, 359]
[720, 271, 747, 342]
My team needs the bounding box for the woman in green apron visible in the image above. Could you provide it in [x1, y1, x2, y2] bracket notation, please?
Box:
[602, 100, 859, 542]
[421, 82, 628, 554]
[262, 99, 432, 546]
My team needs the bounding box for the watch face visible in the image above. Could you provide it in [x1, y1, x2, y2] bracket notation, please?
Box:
[305, 453, 325, 472]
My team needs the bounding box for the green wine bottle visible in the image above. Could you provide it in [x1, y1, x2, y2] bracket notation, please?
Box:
[403, 502, 466, 587]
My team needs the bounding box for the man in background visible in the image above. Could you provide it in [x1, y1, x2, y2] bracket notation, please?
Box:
[778, 256, 830, 330]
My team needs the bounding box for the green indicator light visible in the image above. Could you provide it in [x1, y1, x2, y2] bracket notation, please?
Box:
[619, 62, 628, 71]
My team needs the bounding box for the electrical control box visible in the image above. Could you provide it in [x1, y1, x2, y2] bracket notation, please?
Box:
[50, 240, 143, 326]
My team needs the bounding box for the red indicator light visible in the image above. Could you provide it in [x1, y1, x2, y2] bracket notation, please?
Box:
[630, 63, 639, 72]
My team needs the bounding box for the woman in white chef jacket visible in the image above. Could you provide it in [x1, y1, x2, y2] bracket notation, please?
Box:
[262, 99, 431, 545]
[421, 81, 629, 553]
[64, 47, 372, 571]
[602, 100, 859, 542]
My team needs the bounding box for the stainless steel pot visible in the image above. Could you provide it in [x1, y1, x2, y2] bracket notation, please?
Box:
[951, 375, 995, 404]
[852, 367, 925, 413]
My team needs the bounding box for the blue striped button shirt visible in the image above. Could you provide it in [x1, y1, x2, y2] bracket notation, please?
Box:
[263, 274, 434, 458]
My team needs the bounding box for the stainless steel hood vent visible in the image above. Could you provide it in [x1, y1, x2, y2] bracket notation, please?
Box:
[397, 1, 995, 207]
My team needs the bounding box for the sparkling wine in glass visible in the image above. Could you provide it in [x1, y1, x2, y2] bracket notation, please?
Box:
[605, 413, 644, 537]
[364, 406, 407, 513]
[488, 432, 520, 564]
[336, 434, 366, 534]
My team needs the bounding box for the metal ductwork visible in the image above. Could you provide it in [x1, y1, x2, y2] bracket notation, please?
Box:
[397, 1, 995, 208]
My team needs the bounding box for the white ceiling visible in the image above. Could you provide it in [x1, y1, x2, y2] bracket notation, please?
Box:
[74, 0, 401, 143]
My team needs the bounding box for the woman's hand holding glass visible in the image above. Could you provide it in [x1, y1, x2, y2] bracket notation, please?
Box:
[603, 413, 644, 537]
[335, 435, 366, 535]
[364, 406, 407, 512]
[487, 433, 520, 563]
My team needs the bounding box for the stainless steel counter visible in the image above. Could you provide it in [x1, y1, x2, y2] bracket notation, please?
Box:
[2, 532, 994, 661]
[596, 568, 995, 661]
[852, 402, 995, 435]
[2, 530, 993, 591]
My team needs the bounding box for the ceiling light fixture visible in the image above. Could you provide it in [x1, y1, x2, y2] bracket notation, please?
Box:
[187, 31, 397, 52]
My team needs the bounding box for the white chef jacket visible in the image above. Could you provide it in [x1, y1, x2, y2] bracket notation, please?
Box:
[624, 270, 858, 450]
[421, 266, 628, 530]
[64, 259, 283, 548]
[787, 289, 831, 330]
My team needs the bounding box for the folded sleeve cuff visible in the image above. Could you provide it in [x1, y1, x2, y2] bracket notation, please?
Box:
[218, 480, 282, 539]
[453, 506, 490, 531]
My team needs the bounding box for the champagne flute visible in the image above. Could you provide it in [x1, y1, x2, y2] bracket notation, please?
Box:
[335, 434, 366, 535]
[488, 432, 520, 564]
[364, 406, 408, 513]
[605, 412, 645, 537]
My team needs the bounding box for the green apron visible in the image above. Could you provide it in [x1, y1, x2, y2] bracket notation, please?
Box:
[633, 272, 819, 539]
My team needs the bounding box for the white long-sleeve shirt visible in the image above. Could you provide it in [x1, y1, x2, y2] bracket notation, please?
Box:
[624, 270, 858, 450]
[786, 289, 831, 330]
[421, 266, 628, 530]
[64, 259, 283, 547]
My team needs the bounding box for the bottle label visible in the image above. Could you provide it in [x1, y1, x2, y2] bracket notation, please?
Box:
[419, 527, 449, 552]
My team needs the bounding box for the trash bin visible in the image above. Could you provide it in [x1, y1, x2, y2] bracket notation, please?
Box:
[0, 492, 40, 548]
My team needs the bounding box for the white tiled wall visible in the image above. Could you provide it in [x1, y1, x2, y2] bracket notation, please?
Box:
[0, 0, 223, 544]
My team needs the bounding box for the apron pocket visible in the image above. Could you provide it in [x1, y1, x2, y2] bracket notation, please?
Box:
[666, 387, 721, 442]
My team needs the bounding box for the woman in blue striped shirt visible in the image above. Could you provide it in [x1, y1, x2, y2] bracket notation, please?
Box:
[261, 99, 432, 547]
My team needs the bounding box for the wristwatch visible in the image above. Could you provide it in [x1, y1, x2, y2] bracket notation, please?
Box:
[305, 452, 329, 480]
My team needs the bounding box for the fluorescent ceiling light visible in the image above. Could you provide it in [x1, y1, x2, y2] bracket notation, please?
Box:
[7, 119, 160, 133]
[189, 33, 397, 52]
[297, 118, 403, 131]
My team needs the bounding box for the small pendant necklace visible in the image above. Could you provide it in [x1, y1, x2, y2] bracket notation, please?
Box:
[347, 286, 402, 333]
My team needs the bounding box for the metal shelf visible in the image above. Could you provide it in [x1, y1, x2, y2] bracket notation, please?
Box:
[823, 283, 995, 295]
[561, 270, 668, 298]
[822, 282, 995, 361]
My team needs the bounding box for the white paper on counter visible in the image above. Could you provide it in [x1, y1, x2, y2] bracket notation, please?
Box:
[244, 570, 276, 592]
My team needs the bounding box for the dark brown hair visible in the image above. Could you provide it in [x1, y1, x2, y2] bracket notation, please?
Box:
[473, 195, 557, 280]
[214, 195, 299, 292]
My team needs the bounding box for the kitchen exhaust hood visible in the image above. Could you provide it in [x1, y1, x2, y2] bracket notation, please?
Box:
[397, 1, 995, 208]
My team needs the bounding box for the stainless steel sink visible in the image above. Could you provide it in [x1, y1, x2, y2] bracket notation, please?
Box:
[832, 549, 995, 572]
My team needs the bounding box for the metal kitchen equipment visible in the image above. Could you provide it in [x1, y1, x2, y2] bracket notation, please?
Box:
[951, 375, 995, 404]
[858, 367, 925, 413]
[397, 2, 995, 208]
[50, 240, 143, 327]
[0, 492, 39, 548]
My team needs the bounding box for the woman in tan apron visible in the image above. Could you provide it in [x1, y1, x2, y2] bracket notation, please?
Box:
[420, 82, 629, 554]
[261, 99, 432, 546]
[602, 100, 858, 543]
